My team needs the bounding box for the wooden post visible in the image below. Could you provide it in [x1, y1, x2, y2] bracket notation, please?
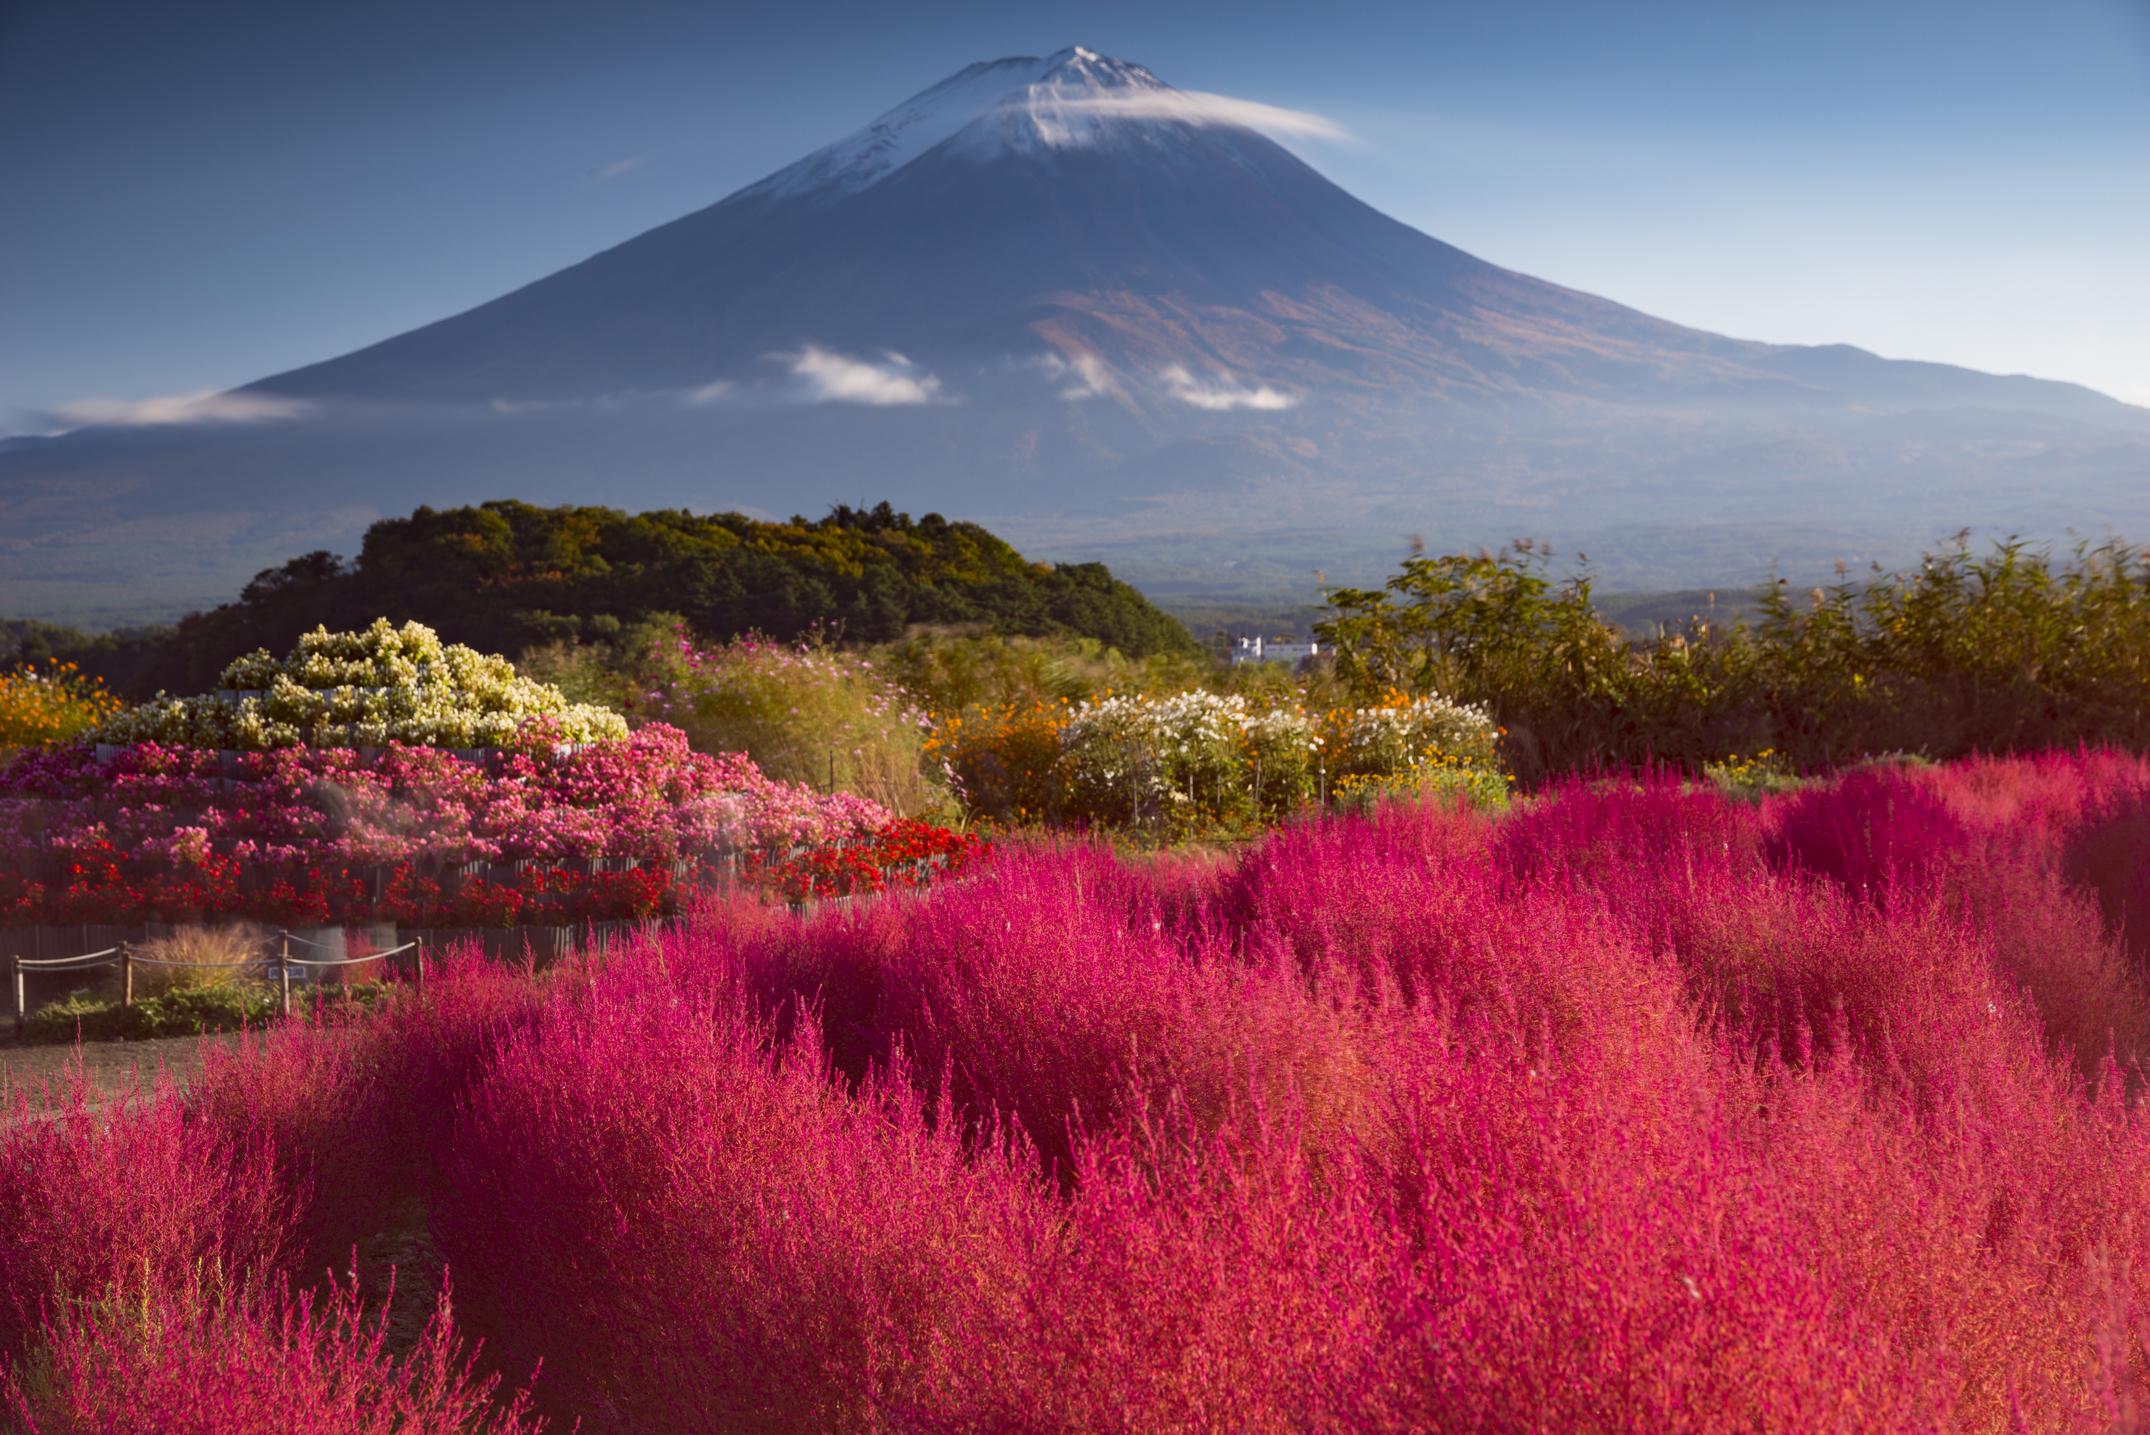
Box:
[119, 942, 134, 1009]
[277, 930, 292, 1018]
[8, 954, 21, 1038]
[412, 939, 424, 999]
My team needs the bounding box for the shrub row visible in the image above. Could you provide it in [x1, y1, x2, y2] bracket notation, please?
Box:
[1320, 537, 2150, 781]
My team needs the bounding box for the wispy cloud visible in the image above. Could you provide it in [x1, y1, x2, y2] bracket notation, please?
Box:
[1029, 351, 1117, 401]
[49, 389, 313, 429]
[1046, 90, 1350, 142]
[1159, 365, 1299, 412]
[592, 154, 648, 182]
[778, 346, 945, 406]
[682, 379, 734, 407]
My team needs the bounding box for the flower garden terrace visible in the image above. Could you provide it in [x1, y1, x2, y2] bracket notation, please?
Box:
[0, 726, 981, 930]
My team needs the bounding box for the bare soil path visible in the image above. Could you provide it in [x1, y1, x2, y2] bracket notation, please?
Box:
[0, 1031, 238, 1116]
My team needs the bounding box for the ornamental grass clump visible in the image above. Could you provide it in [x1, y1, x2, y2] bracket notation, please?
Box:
[0, 1085, 289, 1361]
[644, 628, 944, 817]
[859, 845, 1381, 1176]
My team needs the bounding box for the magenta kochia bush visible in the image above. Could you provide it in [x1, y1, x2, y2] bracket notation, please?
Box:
[4, 1272, 538, 1435]
[434, 962, 1044, 1431]
[17, 750, 2150, 1429]
[190, 954, 548, 1277]
[0, 1087, 287, 1360]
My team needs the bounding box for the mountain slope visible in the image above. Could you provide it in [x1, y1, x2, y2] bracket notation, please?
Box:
[245, 48, 2126, 420]
[3, 46, 2145, 622]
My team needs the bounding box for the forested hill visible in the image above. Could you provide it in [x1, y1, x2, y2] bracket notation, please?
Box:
[7, 502, 1197, 696]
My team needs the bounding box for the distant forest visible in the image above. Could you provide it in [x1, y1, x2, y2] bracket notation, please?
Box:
[1, 501, 1198, 697]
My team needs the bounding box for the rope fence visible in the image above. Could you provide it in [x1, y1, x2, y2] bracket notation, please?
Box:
[11, 949, 123, 972]
[6, 876, 946, 1037]
[8, 930, 428, 1034]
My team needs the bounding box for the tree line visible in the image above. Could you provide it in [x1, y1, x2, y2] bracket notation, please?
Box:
[1318, 535, 2150, 783]
[2, 501, 1199, 697]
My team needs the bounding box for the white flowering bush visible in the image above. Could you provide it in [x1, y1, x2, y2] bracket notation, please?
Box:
[1057, 692, 1322, 829]
[1240, 705, 1323, 815]
[96, 619, 629, 751]
[1045, 689, 1502, 830]
[1332, 693, 1498, 778]
[1327, 693, 1505, 808]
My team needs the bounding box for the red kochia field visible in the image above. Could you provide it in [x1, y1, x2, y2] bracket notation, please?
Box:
[9, 750, 2150, 1432]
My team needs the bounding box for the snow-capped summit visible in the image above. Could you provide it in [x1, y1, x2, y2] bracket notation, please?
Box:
[749, 47, 1180, 199]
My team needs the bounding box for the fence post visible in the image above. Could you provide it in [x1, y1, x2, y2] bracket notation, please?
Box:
[120, 942, 134, 1010]
[8, 954, 20, 1038]
[278, 930, 292, 1018]
[412, 938, 424, 999]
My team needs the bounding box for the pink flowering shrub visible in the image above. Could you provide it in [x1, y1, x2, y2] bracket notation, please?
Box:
[0, 727, 952, 924]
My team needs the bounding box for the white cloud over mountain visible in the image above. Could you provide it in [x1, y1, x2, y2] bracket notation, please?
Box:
[49, 389, 313, 429]
[1159, 365, 1297, 412]
[781, 346, 945, 405]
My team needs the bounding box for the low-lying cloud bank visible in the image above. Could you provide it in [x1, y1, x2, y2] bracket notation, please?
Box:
[46, 389, 314, 430]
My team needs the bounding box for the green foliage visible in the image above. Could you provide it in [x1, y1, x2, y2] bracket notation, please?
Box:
[1319, 540, 1640, 780]
[20, 982, 281, 1044]
[871, 629, 1216, 713]
[58, 501, 1199, 698]
[1701, 750, 1807, 803]
[1318, 536, 2150, 783]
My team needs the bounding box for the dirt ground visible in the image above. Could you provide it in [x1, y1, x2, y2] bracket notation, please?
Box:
[0, 1031, 238, 1115]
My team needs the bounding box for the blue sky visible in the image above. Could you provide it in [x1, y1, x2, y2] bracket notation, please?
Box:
[3, 0, 2146, 428]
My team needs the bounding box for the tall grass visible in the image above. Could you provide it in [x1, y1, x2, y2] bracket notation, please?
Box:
[642, 629, 946, 817]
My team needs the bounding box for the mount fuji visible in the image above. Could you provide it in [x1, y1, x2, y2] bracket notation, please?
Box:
[6, 47, 2147, 621]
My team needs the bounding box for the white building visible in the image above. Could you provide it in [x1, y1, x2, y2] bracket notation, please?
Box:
[1229, 635, 1323, 666]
